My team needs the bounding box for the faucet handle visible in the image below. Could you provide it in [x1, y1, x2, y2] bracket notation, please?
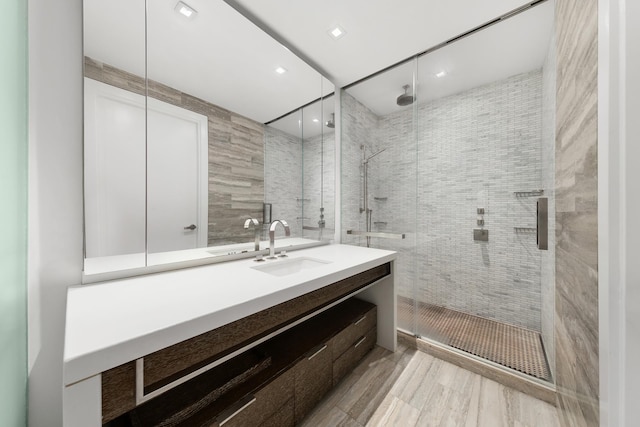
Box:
[244, 218, 259, 228]
[269, 219, 290, 233]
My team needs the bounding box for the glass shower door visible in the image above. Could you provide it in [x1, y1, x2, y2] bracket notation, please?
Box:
[341, 59, 419, 334]
[413, 4, 555, 382]
[339, 1, 555, 384]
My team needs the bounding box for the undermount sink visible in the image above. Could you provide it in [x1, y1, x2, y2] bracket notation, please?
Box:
[251, 256, 332, 277]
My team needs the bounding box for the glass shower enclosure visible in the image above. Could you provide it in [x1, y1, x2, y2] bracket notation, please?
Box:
[340, 1, 556, 383]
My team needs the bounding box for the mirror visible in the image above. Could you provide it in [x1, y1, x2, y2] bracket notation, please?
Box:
[266, 89, 336, 243]
[83, 0, 334, 276]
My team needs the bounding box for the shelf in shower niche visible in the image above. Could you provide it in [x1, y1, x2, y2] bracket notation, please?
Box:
[296, 198, 311, 202]
[373, 197, 388, 201]
[514, 227, 537, 233]
[513, 190, 544, 197]
[373, 222, 388, 226]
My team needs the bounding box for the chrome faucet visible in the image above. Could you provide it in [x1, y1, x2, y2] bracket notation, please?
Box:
[243, 218, 261, 251]
[268, 219, 290, 259]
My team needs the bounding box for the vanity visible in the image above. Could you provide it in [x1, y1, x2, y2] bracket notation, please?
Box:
[63, 244, 397, 426]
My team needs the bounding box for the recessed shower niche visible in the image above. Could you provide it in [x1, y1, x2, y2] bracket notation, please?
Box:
[82, 0, 334, 278]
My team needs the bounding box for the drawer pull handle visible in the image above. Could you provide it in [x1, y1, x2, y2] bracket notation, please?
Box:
[354, 336, 367, 348]
[308, 344, 328, 361]
[218, 395, 257, 426]
[355, 315, 366, 325]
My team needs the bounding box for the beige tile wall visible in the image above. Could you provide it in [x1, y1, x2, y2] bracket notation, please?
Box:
[554, 0, 599, 425]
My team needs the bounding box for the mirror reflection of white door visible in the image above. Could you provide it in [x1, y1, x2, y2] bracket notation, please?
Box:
[84, 78, 208, 259]
[84, 78, 146, 258]
[147, 98, 208, 253]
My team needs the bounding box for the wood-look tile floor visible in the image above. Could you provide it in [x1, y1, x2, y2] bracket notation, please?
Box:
[299, 344, 559, 427]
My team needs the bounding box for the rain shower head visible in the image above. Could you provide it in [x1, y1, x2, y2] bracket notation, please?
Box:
[396, 84, 414, 106]
[325, 113, 335, 128]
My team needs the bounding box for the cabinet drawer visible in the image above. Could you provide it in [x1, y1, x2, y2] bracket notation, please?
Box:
[333, 327, 376, 385]
[260, 398, 294, 427]
[331, 306, 377, 361]
[294, 342, 333, 423]
[102, 362, 136, 424]
[215, 368, 294, 427]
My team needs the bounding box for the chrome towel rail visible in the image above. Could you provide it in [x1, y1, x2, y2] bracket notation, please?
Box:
[514, 189, 544, 197]
[303, 226, 335, 232]
[346, 230, 406, 239]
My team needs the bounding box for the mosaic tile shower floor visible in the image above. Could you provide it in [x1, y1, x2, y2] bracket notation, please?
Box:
[398, 296, 551, 381]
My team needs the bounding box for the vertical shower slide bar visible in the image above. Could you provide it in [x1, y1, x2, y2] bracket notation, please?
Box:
[360, 145, 387, 247]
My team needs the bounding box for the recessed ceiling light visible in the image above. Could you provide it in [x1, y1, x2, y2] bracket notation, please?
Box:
[328, 25, 346, 40]
[175, 1, 197, 18]
[275, 66, 287, 74]
[435, 70, 447, 78]
[312, 118, 319, 123]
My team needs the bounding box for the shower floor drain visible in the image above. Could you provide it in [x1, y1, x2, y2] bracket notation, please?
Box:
[398, 297, 552, 382]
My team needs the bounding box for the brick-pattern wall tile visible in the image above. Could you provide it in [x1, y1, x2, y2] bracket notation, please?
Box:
[343, 70, 548, 332]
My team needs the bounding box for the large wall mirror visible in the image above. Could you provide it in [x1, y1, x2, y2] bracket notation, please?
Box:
[83, 0, 335, 277]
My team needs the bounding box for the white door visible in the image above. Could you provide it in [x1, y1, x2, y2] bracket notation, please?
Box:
[147, 99, 208, 253]
[84, 78, 208, 260]
[84, 78, 146, 258]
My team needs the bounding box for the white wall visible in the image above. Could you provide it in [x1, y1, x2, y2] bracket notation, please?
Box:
[622, 1, 640, 423]
[28, 0, 84, 426]
[599, 0, 640, 425]
[0, 0, 28, 425]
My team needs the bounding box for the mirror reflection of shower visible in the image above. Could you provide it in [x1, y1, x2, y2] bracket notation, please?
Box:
[360, 145, 387, 247]
[325, 113, 335, 128]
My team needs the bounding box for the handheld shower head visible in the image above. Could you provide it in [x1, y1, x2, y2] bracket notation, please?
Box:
[396, 84, 414, 106]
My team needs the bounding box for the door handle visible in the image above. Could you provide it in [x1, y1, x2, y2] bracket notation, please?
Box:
[184, 224, 197, 230]
[537, 197, 548, 250]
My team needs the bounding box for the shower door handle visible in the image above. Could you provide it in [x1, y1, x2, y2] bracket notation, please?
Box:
[537, 197, 548, 250]
[184, 224, 197, 231]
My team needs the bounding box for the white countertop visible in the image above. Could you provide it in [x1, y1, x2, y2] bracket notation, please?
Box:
[64, 244, 396, 386]
[83, 237, 320, 276]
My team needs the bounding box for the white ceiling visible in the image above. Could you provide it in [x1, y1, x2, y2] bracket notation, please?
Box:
[347, 1, 554, 116]
[230, 0, 542, 87]
[84, 0, 330, 124]
[85, 0, 553, 132]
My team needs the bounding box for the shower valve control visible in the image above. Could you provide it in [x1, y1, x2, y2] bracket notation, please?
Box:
[474, 229, 489, 242]
[476, 207, 485, 227]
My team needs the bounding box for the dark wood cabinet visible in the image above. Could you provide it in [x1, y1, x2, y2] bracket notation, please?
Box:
[261, 398, 294, 427]
[103, 297, 377, 426]
[101, 264, 389, 427]
[333, 327, 377, 385]
[140, 263, 389, 394]
[331, 306, 377, 362]
[293, 342, 333, 423]
[216, 368, 294, 427]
